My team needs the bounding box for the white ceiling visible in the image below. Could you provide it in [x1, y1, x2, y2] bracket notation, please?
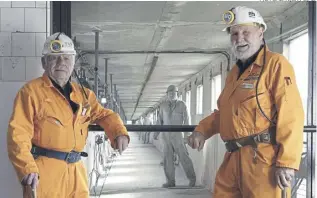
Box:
[71, 1, 303, 120]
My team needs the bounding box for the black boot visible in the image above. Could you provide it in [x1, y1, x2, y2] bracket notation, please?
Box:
[189, 179, 196, 187]
[162, 182, 175, 188]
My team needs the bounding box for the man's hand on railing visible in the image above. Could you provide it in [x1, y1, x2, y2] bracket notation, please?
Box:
[114, 135, 129, 155]
[187, 131, 206, 151]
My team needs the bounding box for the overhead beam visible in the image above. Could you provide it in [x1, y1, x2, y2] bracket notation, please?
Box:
[81, 49, 229, 60]
[130, 55, 158, 119]
[80, 49, 230, 73]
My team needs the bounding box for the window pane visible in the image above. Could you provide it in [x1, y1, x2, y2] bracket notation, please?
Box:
[186, 91, 191, 116]
[289, 33, 308, 124]
[288, 32, 309, 198]
[196, 85, 203, 114]
[211, 74, 222, 111]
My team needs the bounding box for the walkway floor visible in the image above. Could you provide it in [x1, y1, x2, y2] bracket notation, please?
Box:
[90, 133, 211, 198]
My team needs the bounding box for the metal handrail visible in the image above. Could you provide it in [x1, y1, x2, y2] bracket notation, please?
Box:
[89, 125, 316, 133]
[89, 125, 196, 132]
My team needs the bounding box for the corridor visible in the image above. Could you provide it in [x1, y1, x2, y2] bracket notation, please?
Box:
[90, 133, 212, 198]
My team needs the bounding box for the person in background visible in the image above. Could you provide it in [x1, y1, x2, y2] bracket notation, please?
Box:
[158, 85, 196, 188]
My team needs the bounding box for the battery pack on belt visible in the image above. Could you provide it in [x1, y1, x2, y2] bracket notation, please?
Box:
[31, 145, 88, 163]
[225, 127, 276, 153]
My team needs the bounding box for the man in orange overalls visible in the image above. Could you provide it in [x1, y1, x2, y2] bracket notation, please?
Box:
[188, 6, 304, 198]
[7, 32, 130, 198]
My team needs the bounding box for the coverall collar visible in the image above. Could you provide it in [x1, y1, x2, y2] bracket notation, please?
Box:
[41, 73, 81, 102]
[49, 76, 71, 91]
[237, 45, 263, 70]
[42, 73, 72, 88]
[42, 73, 79, 92]
[252, 44, 269, 67]
[235, 44, 269, 68]
[42, 73, 54, 87]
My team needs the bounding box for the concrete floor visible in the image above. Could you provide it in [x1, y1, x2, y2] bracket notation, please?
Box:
[90, 133, 212, 198]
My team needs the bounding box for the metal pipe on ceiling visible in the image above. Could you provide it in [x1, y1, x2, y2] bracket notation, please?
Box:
[104, 58, 108, 86]
[114, 84, 117, 112]
[93, 30, 101, 97]
[114, 84, 117, 100]
[104, 58, 108, 103]
[110, 74, 114, 110]
[110, 74, 113, 95]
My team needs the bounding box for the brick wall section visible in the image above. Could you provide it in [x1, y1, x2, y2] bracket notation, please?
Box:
[0, 1, 50, 82]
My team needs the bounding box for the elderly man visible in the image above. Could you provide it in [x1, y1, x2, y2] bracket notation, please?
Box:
[158, 85, 196, 188]
[7, 32, 129, 198]
[188, 6, 304, 198]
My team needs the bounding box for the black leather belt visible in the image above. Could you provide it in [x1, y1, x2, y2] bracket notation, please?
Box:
[224, 127, 276, 153]
[31, 145, 88, 163]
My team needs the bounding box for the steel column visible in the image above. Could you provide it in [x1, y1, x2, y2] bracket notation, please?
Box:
[93, 30, 100, 97]
[308, 2, 317, 197]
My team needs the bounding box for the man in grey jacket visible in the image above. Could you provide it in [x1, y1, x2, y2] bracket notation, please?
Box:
[157, 85, 196, 188]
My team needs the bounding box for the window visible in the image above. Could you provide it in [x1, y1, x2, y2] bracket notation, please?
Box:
[196, 85, 203, 114]
[186, 90, 191, 116]
[179, 94, 183, 101]
[288, 33, 308, 124]
[211, 74, 222, 111]
[287, 32, 309, 198]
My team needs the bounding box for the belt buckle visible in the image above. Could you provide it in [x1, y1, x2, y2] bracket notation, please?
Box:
[262, 133, 270, 143]
[235, 142, 243, 148]
[65, 151, 76, 163]
[225, 142, 232, 153]
[65, 152, 72, 163]
[31, 147, 37, 154]
[65, 151, 80, 163]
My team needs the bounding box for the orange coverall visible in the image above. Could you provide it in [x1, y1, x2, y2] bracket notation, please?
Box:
[7, 74, 129, 198]
[195, 46, 304, 198]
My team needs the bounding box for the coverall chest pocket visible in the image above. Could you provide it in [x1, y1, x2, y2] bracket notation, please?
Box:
[236, 88, 272, 134]
[171, 112, 183, 124]
[38, 112, 70, 148]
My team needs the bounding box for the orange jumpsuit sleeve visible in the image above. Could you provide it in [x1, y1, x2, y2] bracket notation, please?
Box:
[193, 110, 220, 139]
[87, 89, 129, 148]
[271, 57, 304, 171]
[7, 87, 39, 181]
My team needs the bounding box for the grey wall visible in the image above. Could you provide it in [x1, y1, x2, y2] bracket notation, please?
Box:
[0, 1, 50, 197]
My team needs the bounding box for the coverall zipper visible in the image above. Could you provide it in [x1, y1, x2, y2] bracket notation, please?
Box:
[52, 87, 77, 150]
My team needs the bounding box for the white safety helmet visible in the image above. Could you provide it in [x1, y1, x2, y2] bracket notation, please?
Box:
[222, 6, 267, 33]
[166, 85, 178, 93]
[42, 32, 76, 56]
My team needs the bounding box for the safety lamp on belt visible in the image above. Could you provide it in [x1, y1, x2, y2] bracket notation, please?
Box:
[223, 10, 235, 24]
[50, 40, 63, 53]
